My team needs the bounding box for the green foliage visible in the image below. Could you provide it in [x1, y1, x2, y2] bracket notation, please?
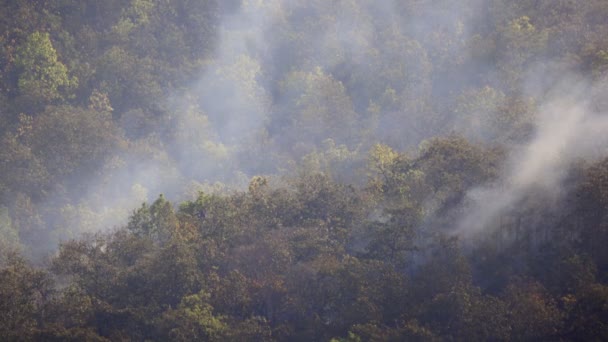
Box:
[160, 291, 227, 341]
[4, 151, 606, 340]
[0, 253, 53, 341]
[14, 32, 77, 109]
[128, 194, 178, 243]
[275, 68, 360, 152]
[96, 46, 162, 113]
[24, 104, 122, 190]
[454, 86, 535, 142]
[1, 0, 608, 340]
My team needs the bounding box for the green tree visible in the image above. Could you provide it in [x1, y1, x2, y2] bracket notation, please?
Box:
[127, 194, 178, 244]
[496, 16, 548, 91]
[24, 104, 122, 192]
[160, 291, 227, 341]
[274, 68, 360, 153]
[14, 32, 76, 109]
[0, 252, 54, 341]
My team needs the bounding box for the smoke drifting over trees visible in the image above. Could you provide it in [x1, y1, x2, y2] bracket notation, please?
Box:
[1, 0, 608, 340]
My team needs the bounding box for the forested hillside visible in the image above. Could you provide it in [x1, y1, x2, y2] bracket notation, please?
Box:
[1, 0, 608, 340]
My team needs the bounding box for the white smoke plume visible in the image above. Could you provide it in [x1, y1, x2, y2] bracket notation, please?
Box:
[457, 77, 608, 236]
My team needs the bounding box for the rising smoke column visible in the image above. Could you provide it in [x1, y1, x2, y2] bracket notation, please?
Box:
[457, 77, 608, 236]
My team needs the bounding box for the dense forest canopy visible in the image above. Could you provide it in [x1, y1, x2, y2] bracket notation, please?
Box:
[1, 0, 608, 340]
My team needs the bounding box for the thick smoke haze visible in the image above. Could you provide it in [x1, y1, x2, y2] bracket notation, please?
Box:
[6, 2, 608, 340]
[8, 0, 608, 258]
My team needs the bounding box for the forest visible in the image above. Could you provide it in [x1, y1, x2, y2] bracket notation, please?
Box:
[1, 0, 608, 340]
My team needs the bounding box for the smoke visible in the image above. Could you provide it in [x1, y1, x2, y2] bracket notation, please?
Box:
[27, 2, 281, 252]
[23, 0, 490, 254]
[456, 76, 608, 236]
[13, 0, 608, 259]
[170, 0, 488, 172]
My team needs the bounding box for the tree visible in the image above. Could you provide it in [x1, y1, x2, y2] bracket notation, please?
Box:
[14, 32, 76, 109]
[127, 194, 178, 244]
[0, 129, 49, 200]
[564, 284, 608, 340]
[23, 104, 122, 195]
[496, 16, 548, 91]
[453, 86, 534, 143]
[502, 281, 563, 340]
[0, 252, 54, 341]
[273, 68, 360, 154]
[159, 291, 227, 341]
[0, 206, 23, 256]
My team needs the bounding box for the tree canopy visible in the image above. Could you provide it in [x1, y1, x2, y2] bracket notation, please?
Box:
[1, 0, 608, 340]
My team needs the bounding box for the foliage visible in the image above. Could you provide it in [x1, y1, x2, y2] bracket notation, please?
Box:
[0, 0, 608, 340]
[14, 32, 76, 109]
